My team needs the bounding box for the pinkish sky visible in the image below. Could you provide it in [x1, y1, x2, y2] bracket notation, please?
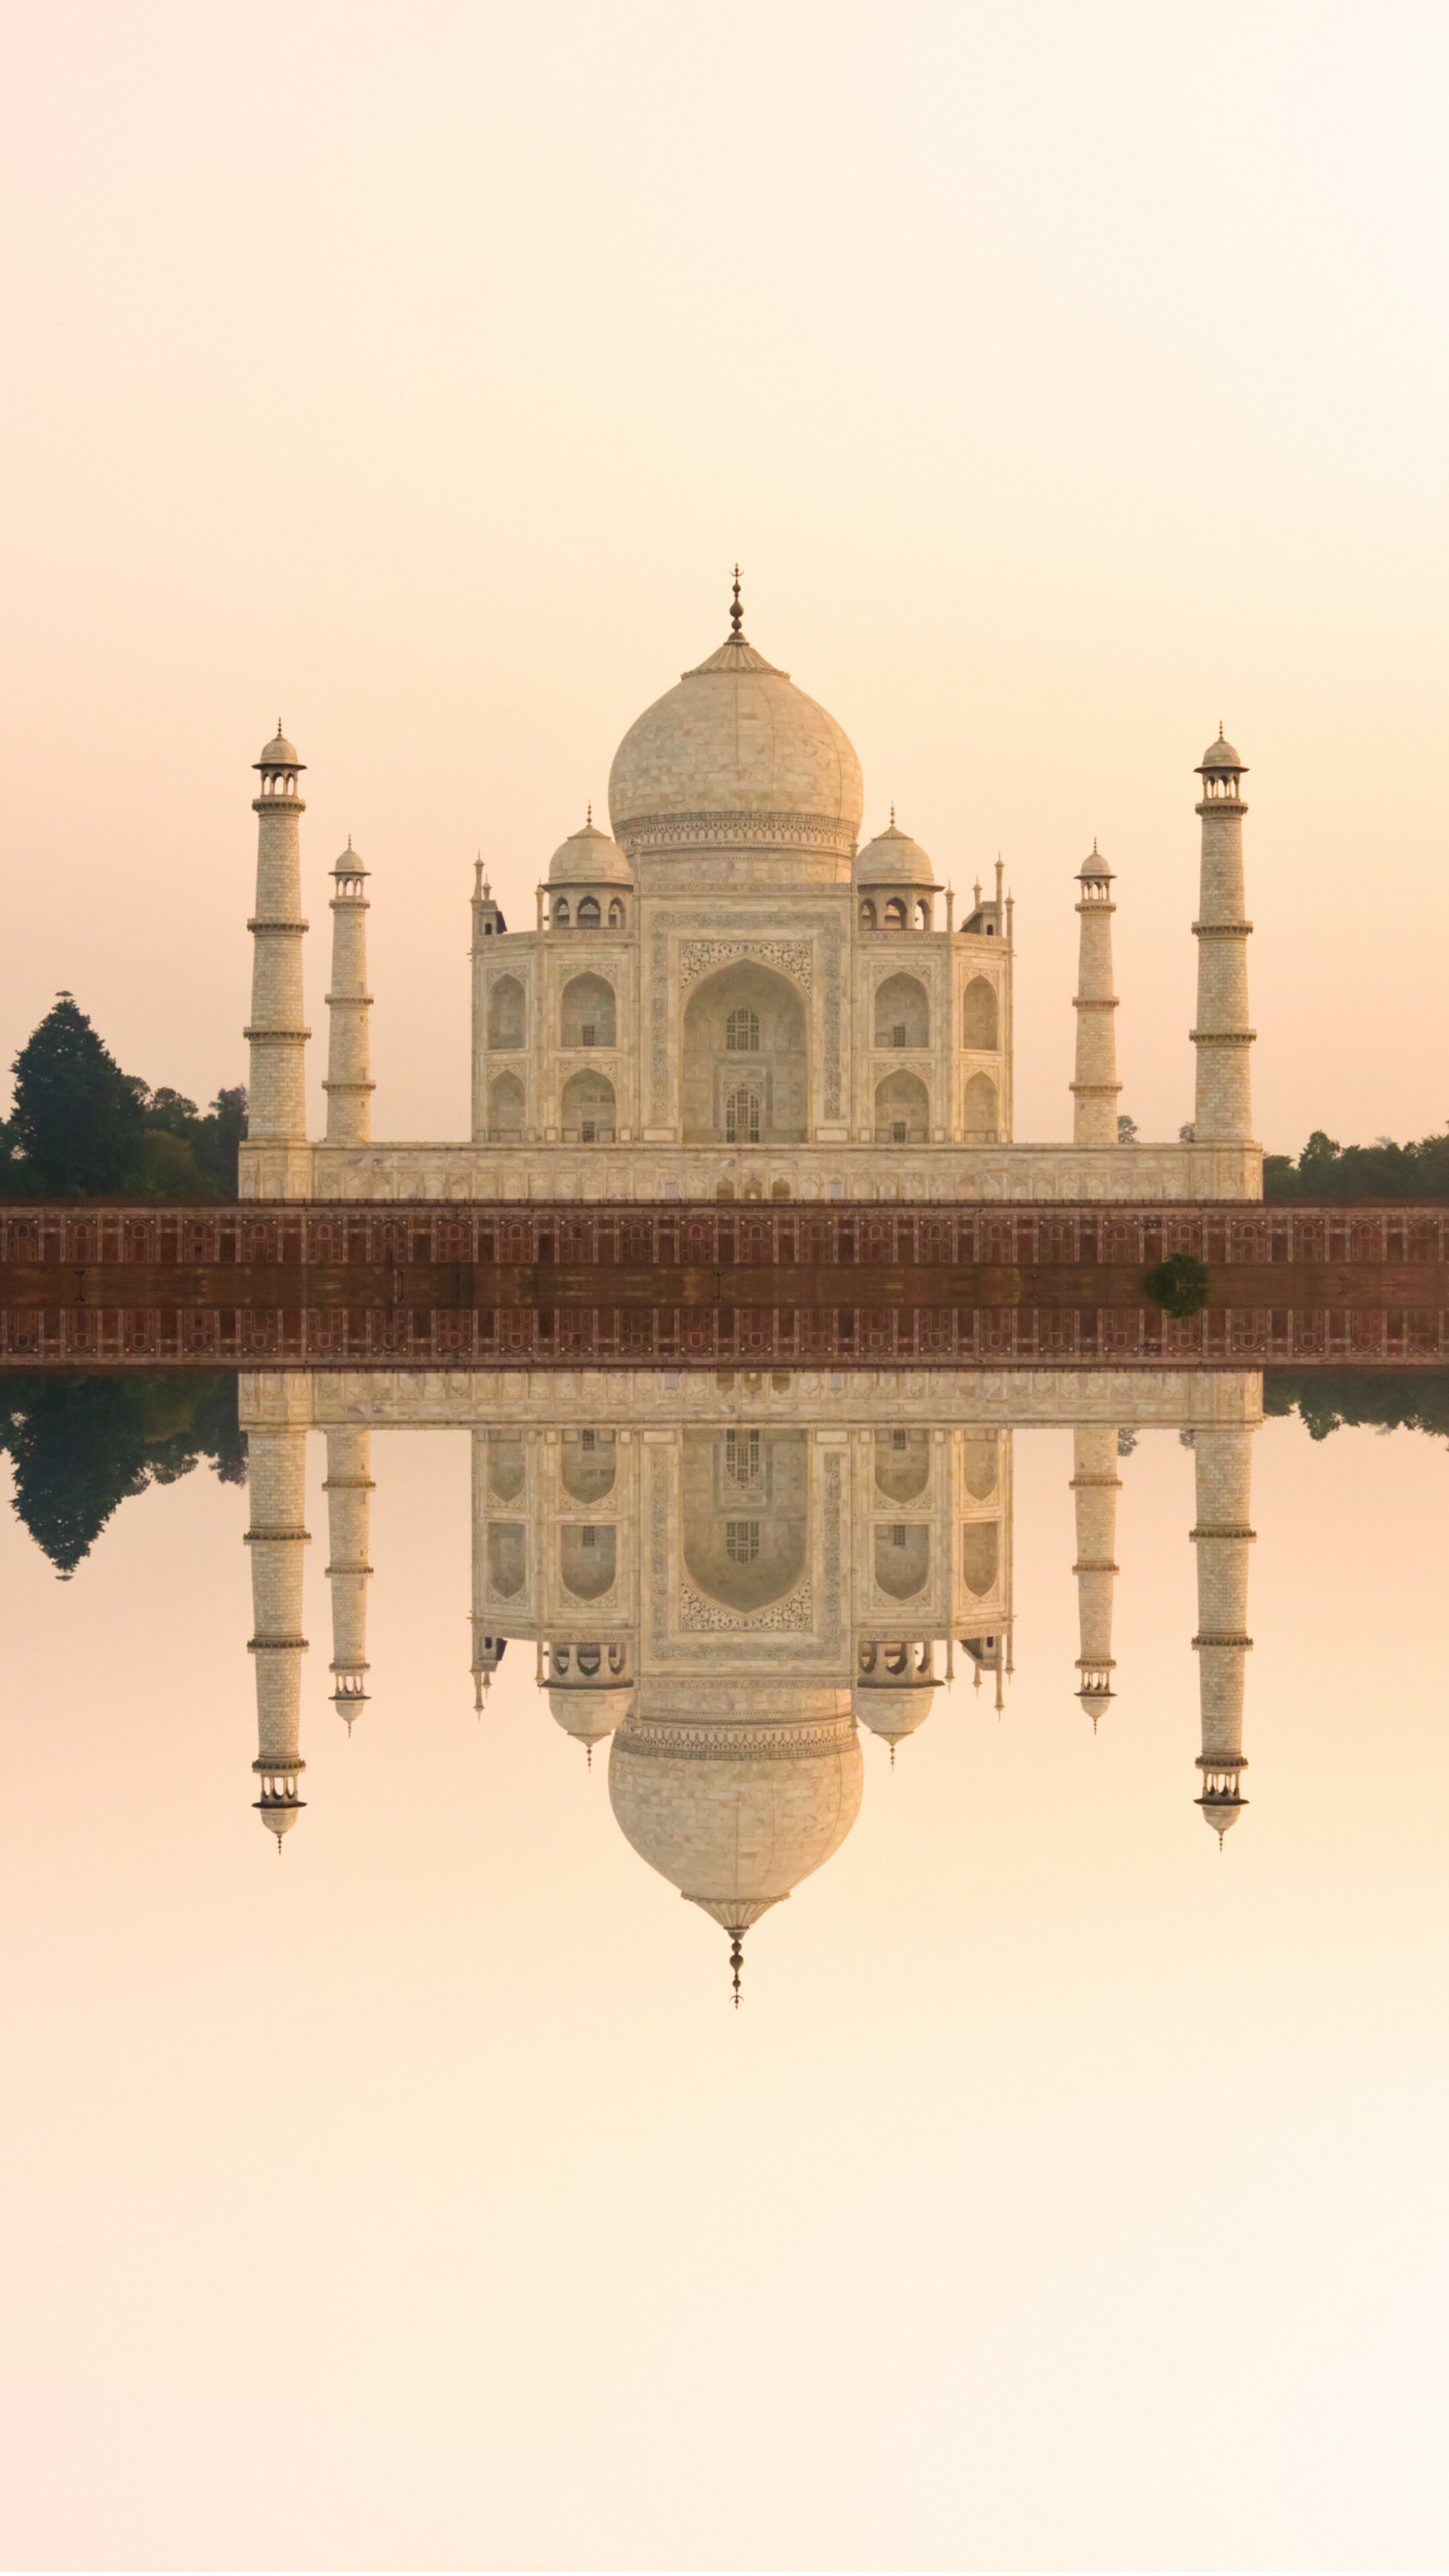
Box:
[3, 1407, 1448, 2567]
[3, 0, 1448, 1155]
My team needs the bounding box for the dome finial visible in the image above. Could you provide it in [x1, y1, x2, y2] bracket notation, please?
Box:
[729, 1927, 745, 2008]
[890, 803, 896, 829]
[730, 564, 743, 638]
[586, 800, 592, 826]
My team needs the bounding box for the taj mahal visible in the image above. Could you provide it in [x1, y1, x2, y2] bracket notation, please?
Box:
[239, 576, 1263, 1205]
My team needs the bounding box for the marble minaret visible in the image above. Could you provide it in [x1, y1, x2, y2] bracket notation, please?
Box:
[1070, 843, 1120, 1146]
[1191, 1426, 1254, 1841]
[323, 841, 373, 1144]
[1070, 1425, 1120, 1727]
[323, 1427, 373, 1727]
[245, 726, 311, 1193]
[1192, 731, 1254, 1142]
[246, 1422, 310, 1845]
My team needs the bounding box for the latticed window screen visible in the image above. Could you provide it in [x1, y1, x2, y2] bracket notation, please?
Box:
[580, 1430, 596, 1452]
[580, 1527, 597, 1549]
[726, 1088, 761, 1143]
[892, 1120, 906, 1144]
[580, 1120, 596, 1143]
[892, 1525, 907, 1547]
[580, 1022, 596, 1046]
[725, 1428, 761, 1484]
[892, 1429, 907, 1451]
[725, 1008, 761, 1052]
[726, 1521, 761, 1564]
[891, 1024, 907, 1048]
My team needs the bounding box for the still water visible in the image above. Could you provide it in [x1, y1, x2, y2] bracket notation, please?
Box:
[3, 1366, 1448, 2571]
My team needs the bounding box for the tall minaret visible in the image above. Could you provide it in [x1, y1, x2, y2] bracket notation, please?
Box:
[1192, 731, 1254, 1142]
[1070, 843, 1120, 1146]
[323, 841, 373, 1144]
[246, 1421, 310, 1844]
[1191, 1426, 1254, 1841]
[323, 1427, 372, 1727]
[1070, 1425, 1120, 1727]
[245, 726, 311, 1193]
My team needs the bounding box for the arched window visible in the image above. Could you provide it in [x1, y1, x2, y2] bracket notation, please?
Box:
[874, 973, 929, 1050]
[488, 1071, 525, 1140]
[607, 898, 624, 928]
[859, 899, 877, 930]
[577, 896, 600, 928]
[682, 960, 807, 1145]
[962, 1071, 998, 1138]
[884, 898, 908, 929]
[552, 897, 570, 928]
[561, 973, 615, 1049]
[486, 975, 525, 1050]
[725, 1008, 760, 1052]
[561, 1068, 616, 1142]
[874, 1069, 929, 1144]
[960, 976, 998, 1050]
[725, 1087, 761, 1144]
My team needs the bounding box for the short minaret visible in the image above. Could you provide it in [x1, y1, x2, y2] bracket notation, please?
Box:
[323, 1427, 373, 1727]
[1192, 731, 1254, 1141]
[323, 841, 373, 1144]
[244, 727, 311, 1187]
[1191, 1426, 1254, 1841]
[246, 1423, 310, 1845]
[1071, 842, 1120, 1145]
[1070, 1425, 1120, 1726]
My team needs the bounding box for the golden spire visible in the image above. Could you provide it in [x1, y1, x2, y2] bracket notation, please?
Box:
[730, 564, 743, 637]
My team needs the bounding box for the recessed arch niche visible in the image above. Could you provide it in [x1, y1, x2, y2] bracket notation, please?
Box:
[560, 972, 616, 1049]
[487, 974, 526, 1050]
[560, 1069, 616, 1141]
[962, 1071, 998, 1138]
[681, 1428, 808, 1613]
[875, 973, 929, 1050]
[682, 961, 807, 1146]
[488, 1072, 525, 1140]
[960, 977, 998, 1050]
[875, 1069, 929, 1143]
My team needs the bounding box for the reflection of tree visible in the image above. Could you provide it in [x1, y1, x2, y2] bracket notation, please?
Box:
[1265, 1370, 1449, 1444]
[0, 1373, 244, 1575]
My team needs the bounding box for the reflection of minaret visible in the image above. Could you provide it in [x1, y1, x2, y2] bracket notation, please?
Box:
[1191, 1427, 1254, 1841]
[1071, 842, 1120, 1144]
[323, 1427, 372, 1729]
[246, 1426, 309, 1845]
[1071, 1425, 1120, 1728]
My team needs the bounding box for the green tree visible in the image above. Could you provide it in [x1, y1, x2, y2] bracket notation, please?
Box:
[9, 996, 148, 1195]
[0, 1372, 245, 1574]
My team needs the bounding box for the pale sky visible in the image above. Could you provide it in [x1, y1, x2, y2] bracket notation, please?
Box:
[4, 1411, 1448, 2567]
[3, 0, 1448, 1148]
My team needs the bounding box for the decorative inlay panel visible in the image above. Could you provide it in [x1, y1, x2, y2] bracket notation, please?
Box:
[679, 1575, 813, 1633]
[680, 939, 812, 991]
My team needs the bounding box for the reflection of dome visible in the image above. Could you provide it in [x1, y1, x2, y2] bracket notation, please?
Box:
[851, 1682, 936, 1753]
[608, 627, 863, 853]
[548, 1682, 635, 1754]
[1198, 729, 1245, 772]
[548, 817, 632, 885]
[608, 1690, 862, 1966]
[255, 1800, 303, 1843]
[1197, 1790, 1248, 1840]
[856, 819, 935, 884]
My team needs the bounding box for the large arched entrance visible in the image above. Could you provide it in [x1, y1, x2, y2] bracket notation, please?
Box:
[682, 961, 808, 1146]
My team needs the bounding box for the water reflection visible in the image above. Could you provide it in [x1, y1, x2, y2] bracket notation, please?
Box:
[244, 1368, 1260, 1986]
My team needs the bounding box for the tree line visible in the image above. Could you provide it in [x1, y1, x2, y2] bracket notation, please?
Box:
[0, 997, 245, 1199]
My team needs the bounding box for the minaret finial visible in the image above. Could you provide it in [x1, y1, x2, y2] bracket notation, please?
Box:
[730, 564, 743, 637]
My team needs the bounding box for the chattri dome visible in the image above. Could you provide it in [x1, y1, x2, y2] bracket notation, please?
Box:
[1199, 729, 1246, 772]
[548, 816, 633, 886]
[548, 1682, 635, 1750]
[856, 817, 936, 884]
[257, 725, 301, 767]
[607, 609, 863, 859]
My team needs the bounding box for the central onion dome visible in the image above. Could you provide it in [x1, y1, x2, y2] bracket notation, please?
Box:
[607, 582, 863, 868]
[608, 1686, 863, 1992]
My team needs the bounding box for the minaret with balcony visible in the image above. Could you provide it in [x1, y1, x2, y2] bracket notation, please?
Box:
[241, 726, 311, 1197]
[1192, 731, 1255, 1143]
[323, 841, 374, 1144]
[1071, 843, 1120, 1146]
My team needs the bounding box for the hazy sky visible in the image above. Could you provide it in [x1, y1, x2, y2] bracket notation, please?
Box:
[4, 1408, 1448, 2568]
[3, 0, 1448, 1149]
